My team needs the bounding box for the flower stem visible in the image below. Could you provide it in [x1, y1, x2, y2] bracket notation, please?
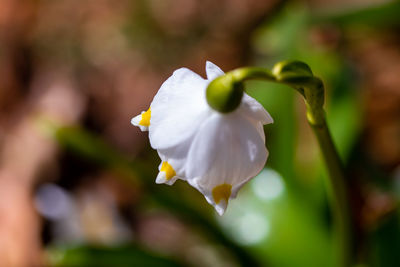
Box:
[226, 61, 352, 266]
[311, 119, 351, 267]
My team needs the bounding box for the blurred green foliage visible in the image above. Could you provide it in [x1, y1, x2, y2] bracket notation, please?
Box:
[312, 1, 400, 28]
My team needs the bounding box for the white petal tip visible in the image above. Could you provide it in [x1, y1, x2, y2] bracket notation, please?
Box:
[216, 210, 225, 216]
[155, 172, 176, 185]
[130, 115, 140, 125]
[203, 192, 229, 216]
[214, 200, 228, 216]
[205, 60, 214, 68]
[266, 115, 274, 125]
[205, 61, 224, 80]
[131, 114, 148, 131]
[205, 60, 219, 69]
[260, 112, 274, 125]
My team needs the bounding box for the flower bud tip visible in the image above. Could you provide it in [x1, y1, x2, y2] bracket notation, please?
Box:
[206, 75, 244, 113]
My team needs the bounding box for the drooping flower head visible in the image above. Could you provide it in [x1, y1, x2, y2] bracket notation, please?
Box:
[132, 62, 273, 215]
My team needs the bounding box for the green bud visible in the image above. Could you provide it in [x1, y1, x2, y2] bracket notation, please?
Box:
[206, 74, 244, 113]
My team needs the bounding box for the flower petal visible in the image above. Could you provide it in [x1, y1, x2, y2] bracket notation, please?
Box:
[255, 122, 266, 143]
[131, 108, 151, 131]
[149, 68, 210, 150]
[185, 113, 268, 215]
[239, 94, 273, 125]
[155, 137, 194, 184]
[155, 161, 180, 185]
[206, 61, 224, 80]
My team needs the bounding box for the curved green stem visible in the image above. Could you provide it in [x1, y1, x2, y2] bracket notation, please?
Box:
[311, 120, 350, 267]
[230, 67, 276, 81]
[223, 61, 351, 267]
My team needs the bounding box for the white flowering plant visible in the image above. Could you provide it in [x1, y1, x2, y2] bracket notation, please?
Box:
[132, 61, 273, 215]
[132, 60, 350, 266]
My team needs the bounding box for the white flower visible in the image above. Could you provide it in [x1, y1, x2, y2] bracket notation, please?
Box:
[131, 61, 273, 215]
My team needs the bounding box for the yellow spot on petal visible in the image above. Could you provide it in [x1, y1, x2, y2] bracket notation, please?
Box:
[212, 184, 232, 204]
[139, 108, 151, 127]
[160, 161, 176, 180]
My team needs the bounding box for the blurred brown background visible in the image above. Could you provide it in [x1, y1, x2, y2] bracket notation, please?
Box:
[0, 0, 399, 266]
